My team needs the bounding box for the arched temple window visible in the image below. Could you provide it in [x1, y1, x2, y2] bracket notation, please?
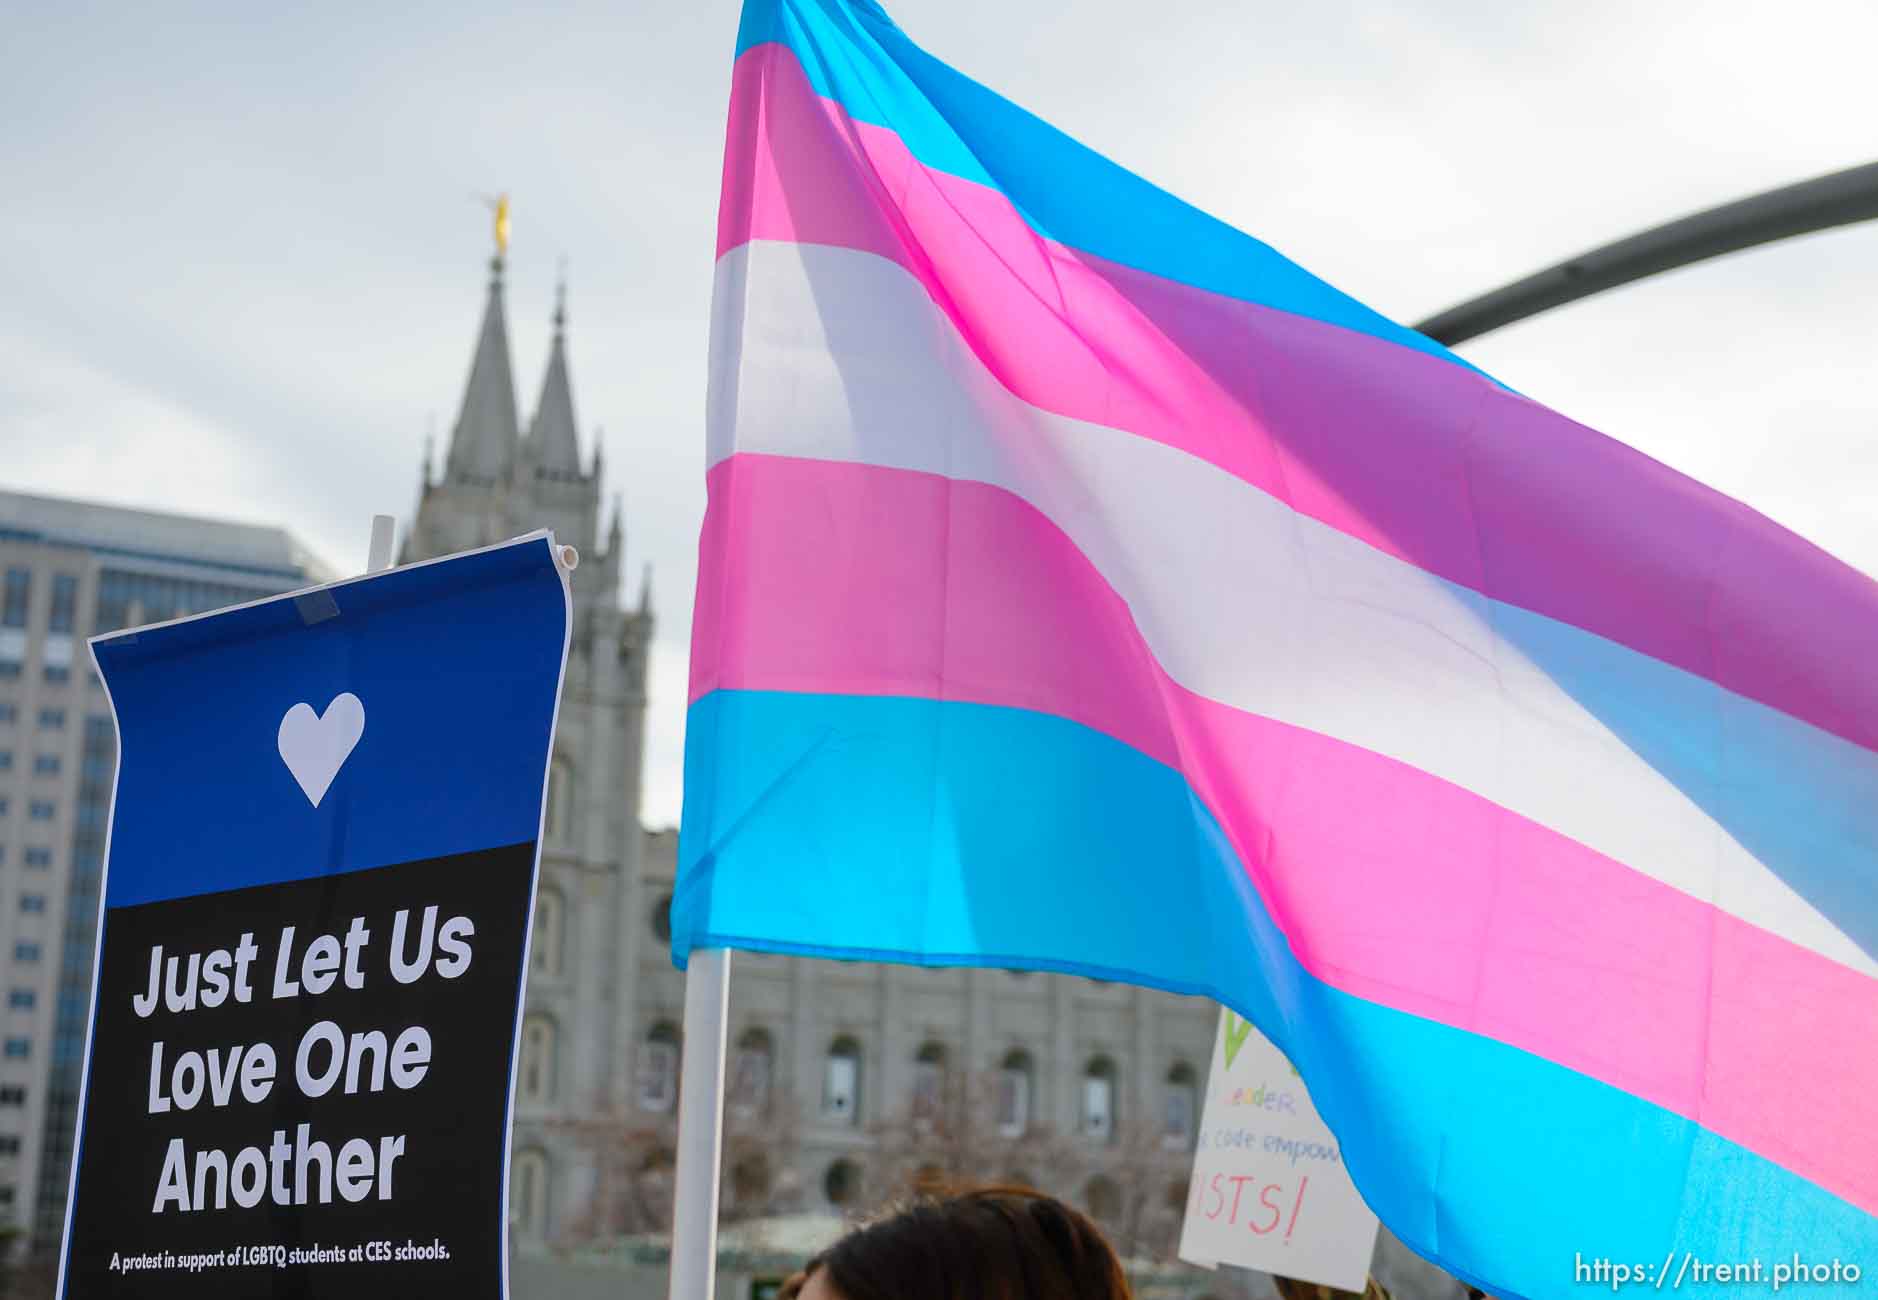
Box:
[519, 1016, 556, 1104]
[638, 1020, 681, 1112]
[822, 1036, 862, 1125]
[730, 1027, 773, 1117]
[997, 1049, 1034, 1138]
[731, 1153, 772, 1211]
[1082, 1056, 1117, 1143]
[1164, 1060, 1198, 1149]
[511, 1149, 549, 1240]
[1085, 1174, 1123, 1224]
[824, 1158, 862, 1208]
[545, 755, 575, 841]
[911, 1040, 947, 1127]
[531, 887, 564, 977]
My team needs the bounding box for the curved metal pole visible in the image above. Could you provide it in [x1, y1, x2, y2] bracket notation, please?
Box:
[1414, 160, 1878, 346]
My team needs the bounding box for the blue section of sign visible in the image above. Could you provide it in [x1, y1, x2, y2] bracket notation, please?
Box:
[92, 536, 570, 907]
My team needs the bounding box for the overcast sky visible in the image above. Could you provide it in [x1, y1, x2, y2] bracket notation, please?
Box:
[5, 0, 1874, 827]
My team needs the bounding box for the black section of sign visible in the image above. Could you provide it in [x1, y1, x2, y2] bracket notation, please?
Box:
[62, 843, 535, 1299]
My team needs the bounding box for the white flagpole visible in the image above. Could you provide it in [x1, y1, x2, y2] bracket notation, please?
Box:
[366, 514, 396, 573]
[669, 947, 731, 1299]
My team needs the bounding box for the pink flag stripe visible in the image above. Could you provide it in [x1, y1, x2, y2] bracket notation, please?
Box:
[693, 449, 1878, 1215]
[712, 238, 1878, 979]
[719, 39, 1878, 760]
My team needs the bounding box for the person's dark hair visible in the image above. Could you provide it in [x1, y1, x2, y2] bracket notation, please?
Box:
[779, 1184, 1133, 1300]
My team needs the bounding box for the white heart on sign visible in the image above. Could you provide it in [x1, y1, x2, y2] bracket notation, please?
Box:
[277, 693, 365, 808]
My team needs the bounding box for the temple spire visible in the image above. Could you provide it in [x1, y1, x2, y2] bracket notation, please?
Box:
[527, 263, 583, 477]
[443, 249, 521, 483]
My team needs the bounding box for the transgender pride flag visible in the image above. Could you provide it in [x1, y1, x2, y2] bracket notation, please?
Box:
[676, 1, 1878, 1294]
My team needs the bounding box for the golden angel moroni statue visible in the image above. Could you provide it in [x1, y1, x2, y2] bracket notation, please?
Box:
[492, 193, 511, 256]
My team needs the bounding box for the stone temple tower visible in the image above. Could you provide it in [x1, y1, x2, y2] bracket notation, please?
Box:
[403, 242, 658, 1243]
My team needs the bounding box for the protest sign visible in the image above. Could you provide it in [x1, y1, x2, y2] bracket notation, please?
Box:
[1178, 1009, 1380, 1291]
[57, 534, 570, 1300]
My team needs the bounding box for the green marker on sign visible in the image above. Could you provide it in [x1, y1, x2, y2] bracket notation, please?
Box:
[1222, 1013, 1253, 1069]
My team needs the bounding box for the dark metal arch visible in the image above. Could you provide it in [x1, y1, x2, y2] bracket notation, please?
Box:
[1414, 160, 1878, 346]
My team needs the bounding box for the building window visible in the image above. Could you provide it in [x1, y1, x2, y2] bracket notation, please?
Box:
[23, 849, 50, 869]
[0, 753, 12, 772]
[12, 945, 38, 964]
[33, 755, 59, 776]
[6, 992, 31, 1011]
[0, 573, 24, 678]
[91, 570, 272, 635]
[1164, 1061, 1198, 1149]
[911, 1041, 947, 1128]
[637, 1021, 681, 1113]
[1084, 1174, 1123, 1225]
[0, 798, 7, 817]
[0, 1087, 24, 1107]
[41, 636, 72, 685]
[511, 1149, 549, 1241]
[18, 897, 45, 915]
[48, 576, 77, 635]
[1082, 1057, 1117, 1143]
[531, 888, 564, 977]
[37, 708, 64, 731]
[636, 1149, 677, 1226]
[0, 1136, 20, 1156]
[730, 1154, 771, 1212]
[823, 1159, 862, 1208]
[518, 1016, 555, 1104]
[997, 1050, 1034, 1138]
[649, 893, 673, 944]
[545, 755, 574, 841]
[1, 571, 28, 629]
[3, 1040, 28, 1060]
[28, 802, 53, 821]
[0, 704, 14, 725]
[730, 1027, 773, 1118]
[822, 1036, 862, 1124]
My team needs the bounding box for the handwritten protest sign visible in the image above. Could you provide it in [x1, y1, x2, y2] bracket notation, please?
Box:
[1178, 1009, 1379, 1291]
[57, 535, 569, 1299]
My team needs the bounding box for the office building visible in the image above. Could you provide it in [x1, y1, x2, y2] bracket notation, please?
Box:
[0, 491, 327, 1250]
